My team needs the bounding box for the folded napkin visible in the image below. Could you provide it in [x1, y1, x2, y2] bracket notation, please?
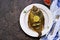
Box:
[47, 18, 60, 40]
[50, 0, 60, 12]
[40, 0, 60, 40]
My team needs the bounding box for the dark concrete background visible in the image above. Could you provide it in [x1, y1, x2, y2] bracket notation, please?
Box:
[0, 0, 49, 40]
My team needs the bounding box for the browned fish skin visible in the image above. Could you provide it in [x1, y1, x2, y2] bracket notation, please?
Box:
[28, 6, 45, 37]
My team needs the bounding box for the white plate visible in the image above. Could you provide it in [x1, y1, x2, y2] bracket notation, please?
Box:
[20, 3, 54, 37]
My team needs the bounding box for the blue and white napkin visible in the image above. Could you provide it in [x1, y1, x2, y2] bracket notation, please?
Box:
[50, 0, 60, 12]
[40, 0, 60, 40]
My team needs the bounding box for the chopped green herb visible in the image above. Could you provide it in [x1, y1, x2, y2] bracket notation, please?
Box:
[24, 11, 26, 13]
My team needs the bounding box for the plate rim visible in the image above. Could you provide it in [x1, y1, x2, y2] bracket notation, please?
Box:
[20, 3, 54, 37]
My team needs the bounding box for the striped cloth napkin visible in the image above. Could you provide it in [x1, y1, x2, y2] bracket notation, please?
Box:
[40, 0, 60, 40]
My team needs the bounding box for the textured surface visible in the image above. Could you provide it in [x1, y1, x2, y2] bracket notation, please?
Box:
[0, 0, 49, 40]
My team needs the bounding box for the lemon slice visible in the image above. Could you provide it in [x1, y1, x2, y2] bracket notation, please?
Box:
[34, 16, 40, 22]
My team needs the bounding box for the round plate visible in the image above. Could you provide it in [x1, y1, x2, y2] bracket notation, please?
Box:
[20, 3, 53, 37]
